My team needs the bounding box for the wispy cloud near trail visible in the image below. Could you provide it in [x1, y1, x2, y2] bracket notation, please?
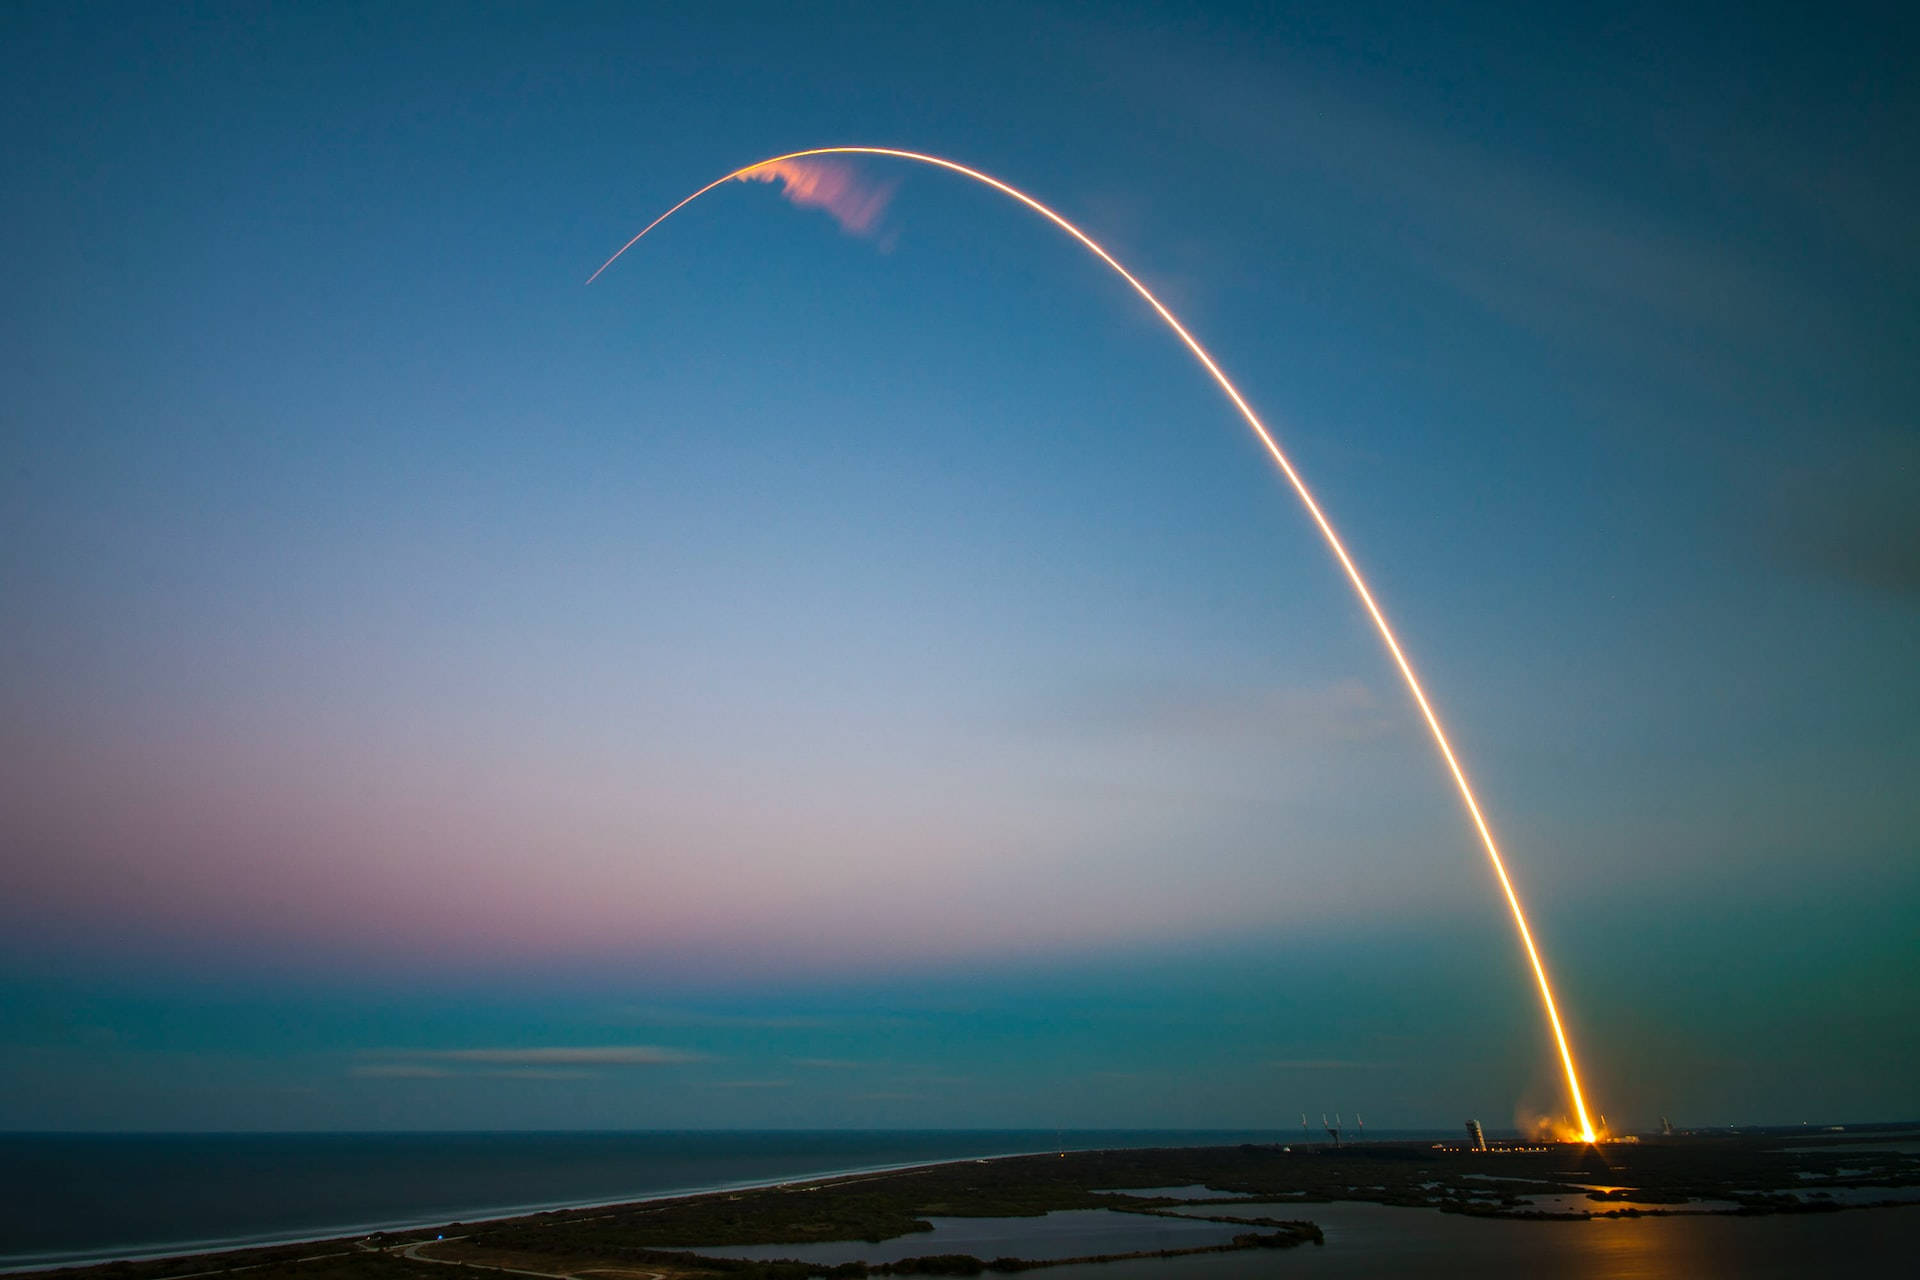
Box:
[360, 1045, 704, 1068]
[1269, 1059, 1382, 1070]
[350, 1063, 451, 1079]
[414, 1045, 705, 1065]
[737, 158, 897, 236]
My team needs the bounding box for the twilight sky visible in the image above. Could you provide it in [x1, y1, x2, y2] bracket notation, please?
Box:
[3, 0, 1914, 1132]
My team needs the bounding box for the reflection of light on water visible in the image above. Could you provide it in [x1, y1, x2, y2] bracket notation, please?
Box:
[1566, 1211, 1720, 1280]
[1116, 1199, 1914, 1280]
[1518, 1193, 1742, 1214]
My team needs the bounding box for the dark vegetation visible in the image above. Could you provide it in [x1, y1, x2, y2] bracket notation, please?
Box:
[55, 1248, 451, 1280]
[28, 1133, 1917, 1280]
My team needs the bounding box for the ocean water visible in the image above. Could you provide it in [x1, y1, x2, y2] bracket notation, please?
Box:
[0, 1129, 1293, 1270]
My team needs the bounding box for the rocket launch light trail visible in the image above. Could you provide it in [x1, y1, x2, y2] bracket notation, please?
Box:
[589, 147, 1601, 1144]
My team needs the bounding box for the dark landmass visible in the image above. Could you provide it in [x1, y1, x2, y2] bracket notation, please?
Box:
[23, 1130, 1917, 1280]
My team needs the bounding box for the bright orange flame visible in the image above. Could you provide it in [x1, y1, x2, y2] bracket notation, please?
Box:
[1538, 1116, 1594, 1144]
[587, 146, 1602, 1144]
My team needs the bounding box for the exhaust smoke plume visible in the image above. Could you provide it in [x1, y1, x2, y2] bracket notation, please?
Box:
[737, 157, 896, 236]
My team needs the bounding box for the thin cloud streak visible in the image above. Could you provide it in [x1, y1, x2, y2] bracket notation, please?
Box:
[1084, 18, 1831, 409]
[365, 1045, 706, 1066]
[1059, 678, 1396, 745]
[1269, 1059, 1384, 1070]
[612, 1006, 904, 1031]
[349, 1063, 451, 1079]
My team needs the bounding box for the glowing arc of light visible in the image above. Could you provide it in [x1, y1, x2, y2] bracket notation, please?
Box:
[588, 146, 1599, 1144]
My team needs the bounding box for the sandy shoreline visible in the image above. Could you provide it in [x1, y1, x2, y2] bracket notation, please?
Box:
[1, 1143, 1086, 1276]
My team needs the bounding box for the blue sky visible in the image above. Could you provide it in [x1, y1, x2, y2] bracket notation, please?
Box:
[2, 0, 1915, 1131]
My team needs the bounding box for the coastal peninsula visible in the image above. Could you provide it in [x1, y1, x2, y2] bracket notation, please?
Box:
[25, 1130, 1917, 1280]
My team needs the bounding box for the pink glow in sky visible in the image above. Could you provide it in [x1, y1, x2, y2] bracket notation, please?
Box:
[0, 651, 1453, 981]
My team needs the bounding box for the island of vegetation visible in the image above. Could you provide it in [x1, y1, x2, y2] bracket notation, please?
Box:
[30, 1128, 1918, 1280]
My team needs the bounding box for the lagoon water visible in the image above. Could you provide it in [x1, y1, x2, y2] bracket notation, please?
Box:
[686, 1207, 1253, 1265]
[0, 1129, 1290, 1270]
[1041, 1200, 1915, 1280]
[697, 1200, 1918, 1279]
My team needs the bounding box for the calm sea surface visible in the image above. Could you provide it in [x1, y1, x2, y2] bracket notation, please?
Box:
[0, 1130, 1289, 1270]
